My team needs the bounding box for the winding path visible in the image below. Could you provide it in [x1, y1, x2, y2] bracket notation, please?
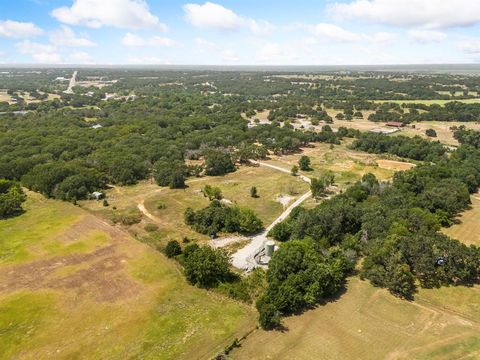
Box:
[64, 70, 77, 94]
[230, 161, 312, 271]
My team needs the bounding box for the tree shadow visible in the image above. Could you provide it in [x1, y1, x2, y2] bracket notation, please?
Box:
[0, 208, 26, 220]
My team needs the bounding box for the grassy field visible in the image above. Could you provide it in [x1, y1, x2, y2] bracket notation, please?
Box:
[0, 91, 14, 104]
[401, 121, 480, 146]
[374, 99, 480, 105]
[81, 165, 309, 246]
[263, 142, 413, 185]
[231, 277, 480, 360]
[0, 192, 256, 359]
[442, 194, 480, 246]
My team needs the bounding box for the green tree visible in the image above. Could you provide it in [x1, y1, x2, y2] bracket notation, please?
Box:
[257, 299, 281, 329]
[203, 185, 223, 201]
[298, 156, 311, 171]
[183, 246, 231, 288]
[311, 178, 325, 199]
[0, 180, 27, 218]
[165, 240, 182, 258]
[291, 165, 299, 176]
[204, 150, 236, 176]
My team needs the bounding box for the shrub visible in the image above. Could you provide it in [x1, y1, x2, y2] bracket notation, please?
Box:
[298, 156, 311, 171]
[165, 240, 182, 258]
[144, 223, 159, 232]
[183, 246, 231, 288]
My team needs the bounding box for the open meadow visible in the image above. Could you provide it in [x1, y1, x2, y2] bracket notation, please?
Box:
[443, 193, 480, 246]
[231, 277, 480, 360]
[81, 164, 310, 247]
[261, 142, 414, 185]
[0, 192, 256, 360]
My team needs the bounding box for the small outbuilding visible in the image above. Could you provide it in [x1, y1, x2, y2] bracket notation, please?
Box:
[91, 191, 104, 200]
[385, 121, 405, 128]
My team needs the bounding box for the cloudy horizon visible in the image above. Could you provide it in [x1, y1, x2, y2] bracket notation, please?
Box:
[2, 0, 480, 65]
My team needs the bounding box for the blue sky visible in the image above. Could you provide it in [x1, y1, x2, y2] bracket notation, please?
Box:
[1, 0, 480, 65]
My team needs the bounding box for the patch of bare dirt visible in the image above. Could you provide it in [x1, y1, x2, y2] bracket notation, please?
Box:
[0, 215, 143, 302]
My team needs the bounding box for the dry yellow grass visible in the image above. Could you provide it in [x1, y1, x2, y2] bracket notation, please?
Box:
[80, 165, 309, 245]
[442, 194, 480, 246]
[231, 277, 480, 360]
[0, 91, 14, 104]
[264, 142, 411, 187]
[0, 193, 256, 359]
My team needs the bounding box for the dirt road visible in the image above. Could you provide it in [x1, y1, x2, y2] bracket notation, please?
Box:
[230, 161, 312, 271]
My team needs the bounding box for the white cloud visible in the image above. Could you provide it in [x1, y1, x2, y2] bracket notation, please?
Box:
[16, 40, 62, 63]
[51, 0, 167, 30]
[195, 38, 218, 51]
[371, 31, 396, 45]
[127, 56, 172, 64]
[310, 23, 362, 42]
[183, 2, 274, 35]
[330, 0, 480, 29]
[0, 20, 43, 38]
[408, 30, 446, 44]
[121, 32, 175, 47]
[50, 25, 96, 47]
[220, 49, 239, 62]
[458, 38, 480, 54]
[307, 23, 392, 45]
[195, 38, 239, 62]
[69, 51, 94, 64]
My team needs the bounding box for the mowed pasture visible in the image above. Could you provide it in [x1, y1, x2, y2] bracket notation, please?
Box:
[0, 192, 256, 359]
[263, 142, 414, 186]
[231, 277, 480, 360]
[443, 194, 480, 246]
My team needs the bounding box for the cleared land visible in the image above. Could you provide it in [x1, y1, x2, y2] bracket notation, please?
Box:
[0, 91, 13, 104]
[443, 194, 480, 246]
[0, 192, 256, 359]
[231, 277, 480, 360]
[261, 142, 413, 186]
[81, 165, 309, 247]
[374, 99, 480, 105]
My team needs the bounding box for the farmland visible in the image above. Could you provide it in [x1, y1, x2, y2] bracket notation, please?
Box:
[443, 194, 480, 246]
[231, 277, 480, 360]
[0, 193, 256, 359]
[2, 66, 480, 360]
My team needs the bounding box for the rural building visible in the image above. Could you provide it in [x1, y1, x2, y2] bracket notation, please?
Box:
[91, 191, 104, 200]
[385, 121, 405, 128]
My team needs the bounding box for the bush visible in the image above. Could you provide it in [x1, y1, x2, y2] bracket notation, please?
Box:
[257, 298, 281, 329]
[291, 165, 299, 176]
[425, 128, 437, 137]
[165, 240, 182, 258]
[184, 201, 263, 235]
[204, 150, 236, 176]
[183, 246, 231, 288]
[298, 156, 311, 171]
[203, 185, 223, 201]
[110, 209, 142, 225]
[250, 186, 258, 198]
[0, 179, 27, 218]
[144, 223, 159, 232]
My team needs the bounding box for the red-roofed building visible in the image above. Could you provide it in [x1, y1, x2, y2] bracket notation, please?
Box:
[385, 122, 405, 128]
